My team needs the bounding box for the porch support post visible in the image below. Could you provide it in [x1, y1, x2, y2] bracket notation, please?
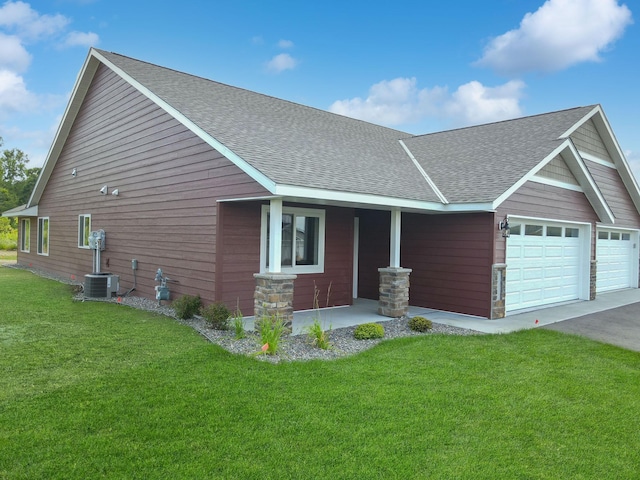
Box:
[390, 208, 401, 268]
[254, 197, 296, 329]
[378, 267, 412, 318]
[268, 197, 283, 273]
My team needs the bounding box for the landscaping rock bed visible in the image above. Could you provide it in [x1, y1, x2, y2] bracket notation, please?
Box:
[5, 263, 482, 363]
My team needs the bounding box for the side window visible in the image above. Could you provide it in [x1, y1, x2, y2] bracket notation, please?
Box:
[261, 206, 325, 274]
[78, 215, 91, 248]
[37, 217, 49, 256]
[20, 219, 30, 253]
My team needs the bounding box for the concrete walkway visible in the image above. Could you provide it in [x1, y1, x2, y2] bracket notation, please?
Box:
[271, 289, 640, 335]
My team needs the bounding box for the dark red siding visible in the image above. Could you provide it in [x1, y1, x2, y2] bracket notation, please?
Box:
[18, 64, 270, 304]
[402, 212, 494, 318]
[495, 182, 600, 263]
[216, 202, 354, 313]
[356, 209, 390, 300]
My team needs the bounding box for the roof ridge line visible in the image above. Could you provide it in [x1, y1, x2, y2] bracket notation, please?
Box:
[398, 140, 448, 204]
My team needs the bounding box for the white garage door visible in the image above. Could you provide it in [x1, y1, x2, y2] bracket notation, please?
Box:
[596, 230, 635, 293]
[506, 222, 583, 312]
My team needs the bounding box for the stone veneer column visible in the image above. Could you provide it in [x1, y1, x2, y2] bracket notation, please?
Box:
[590, 260, 597, 301]
[254, 273, 297, 329]
[491, 264, 507, 319]
[378, 267, 412, 318]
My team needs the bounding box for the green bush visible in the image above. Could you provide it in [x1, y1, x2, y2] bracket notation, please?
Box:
[354, 323, 385, 340]
[172, 294, 202, 320]
[201, 302, 231, 330]
[408, 316, 433, 332]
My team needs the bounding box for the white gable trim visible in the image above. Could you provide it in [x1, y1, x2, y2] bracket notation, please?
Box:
[530, 176, 583, 192]
[562, 105, 640, 214]
[493, 141, 614, 224]
[579, 151, 616, 169]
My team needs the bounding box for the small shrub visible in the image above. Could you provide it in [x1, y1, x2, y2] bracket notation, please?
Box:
[172, 294, 202, 320]
[354, 323, 385, 340]
[257, 314, 287, 355]
[306, 317, 332, 350]
[408, 316, 433, 332]
[202, 302, 231, 330]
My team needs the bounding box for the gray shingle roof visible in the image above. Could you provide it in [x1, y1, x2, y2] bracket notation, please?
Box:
[95, 50, 595, 206]
[402, 106, 595, 203]
[97, 50, 443, 203]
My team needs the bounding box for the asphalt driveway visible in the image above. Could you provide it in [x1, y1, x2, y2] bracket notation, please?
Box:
[543, 301, 640, 352]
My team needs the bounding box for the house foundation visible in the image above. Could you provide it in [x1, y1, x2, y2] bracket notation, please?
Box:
[254, 273, 297, 329]
[378, 267, 412, 318]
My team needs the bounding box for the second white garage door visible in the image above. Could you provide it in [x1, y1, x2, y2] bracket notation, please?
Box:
[506, 222, 584, 312]
[596, 229, 636, 293]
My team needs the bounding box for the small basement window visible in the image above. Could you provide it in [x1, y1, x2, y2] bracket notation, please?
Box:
[78, 214, 91, 248]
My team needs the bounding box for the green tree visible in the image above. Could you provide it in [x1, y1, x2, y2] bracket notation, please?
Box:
[0, 137, 40, 212]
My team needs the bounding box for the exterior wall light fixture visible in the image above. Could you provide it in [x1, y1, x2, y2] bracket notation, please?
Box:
[499, 217, 510, 238]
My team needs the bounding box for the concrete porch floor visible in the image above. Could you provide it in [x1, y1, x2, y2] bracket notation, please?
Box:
[245, 289, 640, 335]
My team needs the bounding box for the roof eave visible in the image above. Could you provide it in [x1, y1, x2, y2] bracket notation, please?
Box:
[2, 204, 38, 217]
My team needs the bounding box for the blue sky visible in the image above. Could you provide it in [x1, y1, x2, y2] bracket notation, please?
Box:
[1, 0, 638, 178]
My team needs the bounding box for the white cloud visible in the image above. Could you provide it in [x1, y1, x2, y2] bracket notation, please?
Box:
[278, 39, 294, 49]
[0, 33, 31, 72]
[266, 53, 297, 73]
[62, 30, 99, 48]
[0, 2, 99, 122]
[443, 80, 525, 125]
[0, 0, 69, 41]
[329, 77, 525, 128]
[476, 0, 633, 75]
[0, 69, 37, 115]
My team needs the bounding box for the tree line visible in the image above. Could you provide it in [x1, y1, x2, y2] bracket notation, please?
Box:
[0, 137, 41, 248]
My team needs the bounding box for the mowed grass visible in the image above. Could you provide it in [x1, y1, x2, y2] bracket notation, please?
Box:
[0, 250, 16, 262]
[1, 267, 640, 479]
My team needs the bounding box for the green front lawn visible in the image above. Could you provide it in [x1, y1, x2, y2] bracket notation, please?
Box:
[1, 267, 640, 479]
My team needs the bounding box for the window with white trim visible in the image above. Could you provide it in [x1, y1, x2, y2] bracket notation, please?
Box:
[261, 205, 325, 274]
[20, 219, 30, 253]
[78, 214, 91, 248]
[37, 217, 49, 256]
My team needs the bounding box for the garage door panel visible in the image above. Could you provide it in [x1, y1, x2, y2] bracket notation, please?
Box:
[596, 231, 635, 293]
[506, 221, 583, 312]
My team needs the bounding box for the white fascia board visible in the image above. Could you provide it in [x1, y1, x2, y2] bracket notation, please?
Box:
[2, 205, 38, 217]
[492, 142, 571, 209]
[529, 176, 583, 192]
[579, 151, 616, 168]
[273, 184, 493, 212]
[559, 105, 600, 139]
[398, 140, 448, 204]
[561, 105, 640, 213]
[91, 50, 277, 195]
[493, 141, 614, 224]
[28, 51, 101, 207]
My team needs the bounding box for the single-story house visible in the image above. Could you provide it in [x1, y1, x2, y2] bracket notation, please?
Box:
[5, 48, 640, 323]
